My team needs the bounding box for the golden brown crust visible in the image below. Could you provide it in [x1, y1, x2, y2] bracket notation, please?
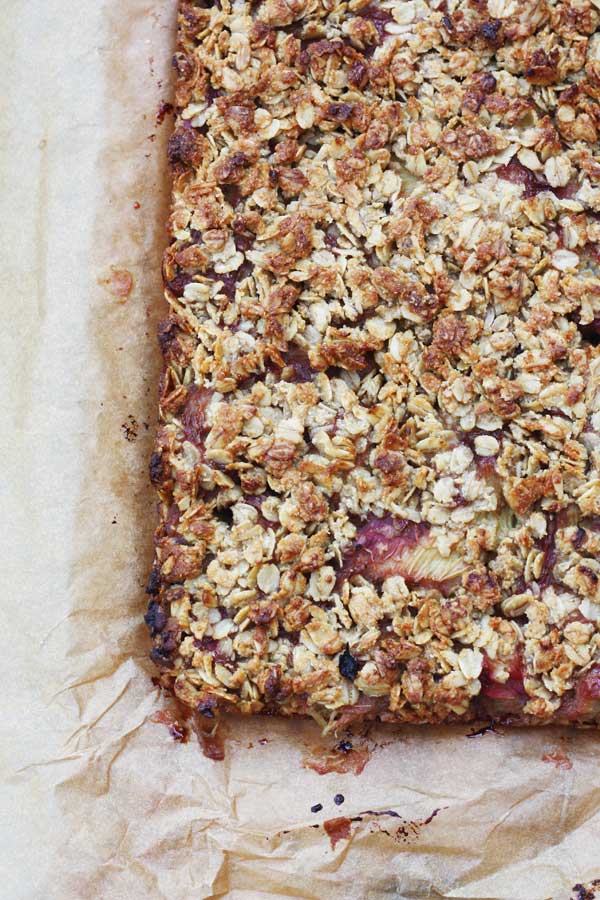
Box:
[148, 0, 600, 730]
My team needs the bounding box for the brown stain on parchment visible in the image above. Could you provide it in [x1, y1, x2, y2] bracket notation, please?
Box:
[189, 708, 227, 761]
[151, 709, 189, 742]
[542, 748, 573, 770]
[323, 816, 352, 849]
[100, 267, 134, 300]
[322, 806, 445, 851]
[360, 806, 445, 845]
[156, 100, 174, 125]
[302, 743, 371, 776]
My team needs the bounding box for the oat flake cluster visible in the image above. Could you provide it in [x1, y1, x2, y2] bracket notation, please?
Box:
[147, 0, 600, 728]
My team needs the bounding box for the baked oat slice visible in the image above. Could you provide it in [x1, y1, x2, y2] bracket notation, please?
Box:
[147, 0, 600, 729]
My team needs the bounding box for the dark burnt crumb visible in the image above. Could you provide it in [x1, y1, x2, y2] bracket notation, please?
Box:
[168, 124, 205, 169]
[149, 451, 164, 485]
[480, 20, 502, 43]
[466, 722, 501, 738]
[157, 100, 174, 125]
[196, 700, 217, 718]
[146, 567, 161, 595]
[121, 415, 139, 442]
[150, 646, 175, 669]
[333, 793, 345, 806]
[338, 648, 360, 680]
[422, 808, 442, 825]
[336, 740, 353, 753]
[302, 742, 371, 776]
[572, 882, 600, 900]
[192, 711, 225, 760]
[258, 737, 269, 745]
[111, 516, 117, 525]
[311, 803, 323, 813]
[360, 808, 400, 818]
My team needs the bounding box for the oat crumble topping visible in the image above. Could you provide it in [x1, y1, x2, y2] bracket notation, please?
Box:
[148, 0, 600, 728]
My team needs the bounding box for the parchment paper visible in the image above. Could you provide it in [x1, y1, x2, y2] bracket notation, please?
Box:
[3, 2, 600, 898]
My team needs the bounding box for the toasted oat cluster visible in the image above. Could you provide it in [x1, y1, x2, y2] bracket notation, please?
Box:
[147, 0, 600, 728]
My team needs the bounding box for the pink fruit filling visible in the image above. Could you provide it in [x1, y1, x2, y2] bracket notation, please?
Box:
[357, 4, 394, 43]
[281, 346, 316, 383]
[478, 652, 527, 718]
[560, 664, 600, 721]
[338, 515, 432, 585]
[205, 260, 254, 301]
[242, 495, 274, 530]
[538, 513, 558, 589]
[480, 652, 526, 701]
[182, 385, 214, 448]
[496, 157, 577, 200]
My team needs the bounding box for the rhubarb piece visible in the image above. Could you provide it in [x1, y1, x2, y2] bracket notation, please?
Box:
[479, 652, 527, 719]
[338, 516, 466, 591]
[560, 666, 600, 722]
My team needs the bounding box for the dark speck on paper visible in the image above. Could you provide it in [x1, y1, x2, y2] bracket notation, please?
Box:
[121, 415, 139, 442]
